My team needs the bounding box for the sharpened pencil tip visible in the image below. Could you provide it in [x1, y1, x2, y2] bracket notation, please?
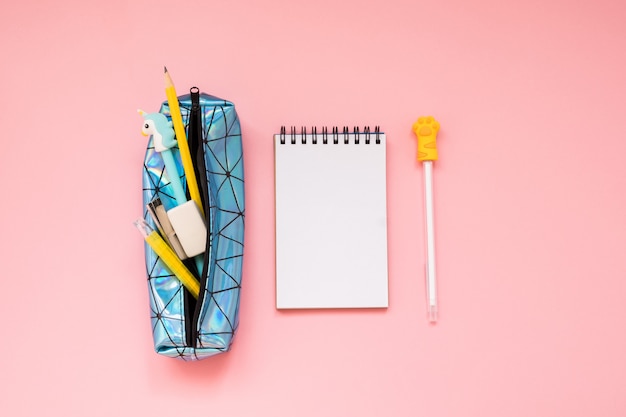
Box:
[164, 66, 168, 73]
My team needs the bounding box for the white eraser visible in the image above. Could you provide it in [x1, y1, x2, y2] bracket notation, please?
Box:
[166, 201, 207, 258]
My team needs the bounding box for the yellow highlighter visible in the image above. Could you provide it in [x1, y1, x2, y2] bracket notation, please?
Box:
[134, 218, 200, 299]
[412, 116, 440, 323]
[164, 67, 204, 217]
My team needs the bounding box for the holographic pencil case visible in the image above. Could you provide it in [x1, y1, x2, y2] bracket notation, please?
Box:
[140, 91, 244, 360]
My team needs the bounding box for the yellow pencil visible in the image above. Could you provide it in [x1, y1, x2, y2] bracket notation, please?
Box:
[164, 67, 204, 217]
[135, 219, 200, 299]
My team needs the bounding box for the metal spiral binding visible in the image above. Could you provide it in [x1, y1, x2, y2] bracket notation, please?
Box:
[278, 126, 382, 144]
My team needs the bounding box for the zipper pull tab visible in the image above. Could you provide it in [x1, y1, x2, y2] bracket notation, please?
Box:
[191, 86, 200, 111]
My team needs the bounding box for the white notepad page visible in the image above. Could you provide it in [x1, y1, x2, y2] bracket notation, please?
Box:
[274, 131, 388, 309]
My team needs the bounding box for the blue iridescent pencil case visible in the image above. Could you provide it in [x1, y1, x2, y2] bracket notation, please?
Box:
[139, 89, 244, 360]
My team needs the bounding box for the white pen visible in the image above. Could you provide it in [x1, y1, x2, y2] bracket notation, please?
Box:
[412, 116, 441, 323]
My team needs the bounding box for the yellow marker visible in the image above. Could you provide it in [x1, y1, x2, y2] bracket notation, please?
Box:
[412, 116, 440, 323]
[134, 218, 200, 299]
[164, 67, 204, 217]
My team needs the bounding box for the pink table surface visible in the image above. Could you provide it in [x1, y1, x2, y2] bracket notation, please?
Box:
[2, 0, 625, 416]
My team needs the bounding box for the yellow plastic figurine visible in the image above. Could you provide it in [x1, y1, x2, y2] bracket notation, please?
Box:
[412, 116, 440, 162]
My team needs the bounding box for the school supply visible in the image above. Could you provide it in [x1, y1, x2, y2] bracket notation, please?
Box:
[164, 67, 204, 216]
[135, 218, 201, 298]
[138, 90, 244, 360]
[274, 127, 388, 309]
[139, 110, 187, 204]
[146, 197, 187, 260]
[412, 116, 440, 323]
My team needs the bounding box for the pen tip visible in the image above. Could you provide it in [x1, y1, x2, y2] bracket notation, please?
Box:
[428, 309, 438, 323]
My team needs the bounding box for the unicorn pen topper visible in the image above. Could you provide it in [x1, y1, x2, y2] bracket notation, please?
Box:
[138, 110, 207, 265]
[139, 110, 187, 205]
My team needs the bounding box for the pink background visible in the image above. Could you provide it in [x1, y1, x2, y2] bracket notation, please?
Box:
[2, 0, 625, 415]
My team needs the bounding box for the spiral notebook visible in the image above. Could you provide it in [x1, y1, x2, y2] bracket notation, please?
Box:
[274, 127, 388, 309]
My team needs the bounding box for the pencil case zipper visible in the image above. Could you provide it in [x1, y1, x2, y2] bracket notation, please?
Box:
[187, 89, 214, 348]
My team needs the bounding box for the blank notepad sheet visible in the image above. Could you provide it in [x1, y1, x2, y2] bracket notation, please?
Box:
[274, 130, 388, 309]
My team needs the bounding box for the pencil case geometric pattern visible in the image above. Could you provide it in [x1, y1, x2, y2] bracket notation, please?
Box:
[141, 92, 244, 361]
